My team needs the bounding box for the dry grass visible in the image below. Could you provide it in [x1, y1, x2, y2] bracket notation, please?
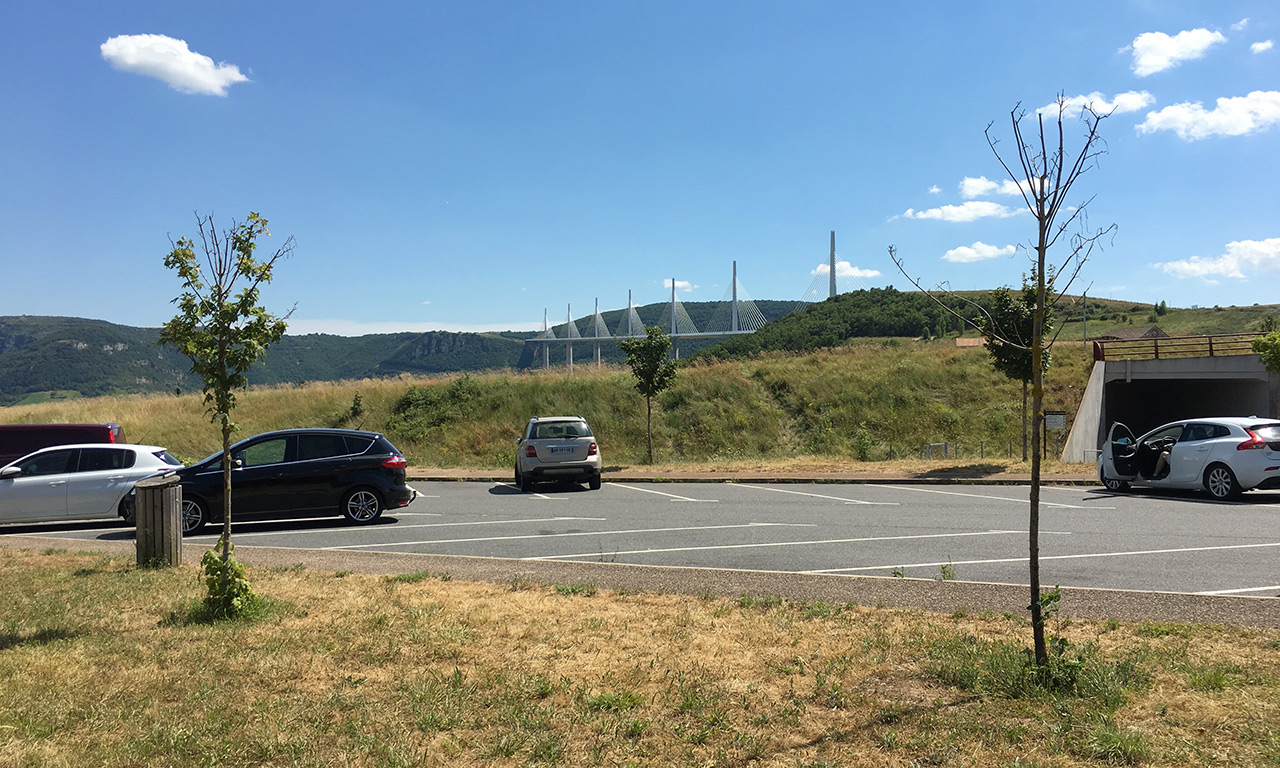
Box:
[2, 548, 1277, 767]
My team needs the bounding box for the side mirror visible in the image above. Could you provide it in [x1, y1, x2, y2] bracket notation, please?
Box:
[234, 458, 244, 469]
[0, 466, 20, 479]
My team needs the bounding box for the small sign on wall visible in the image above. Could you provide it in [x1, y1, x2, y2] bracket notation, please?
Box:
[1045, 410, 1067, 430]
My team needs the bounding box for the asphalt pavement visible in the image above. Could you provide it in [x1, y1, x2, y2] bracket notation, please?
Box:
[5, 465, 1278, 629]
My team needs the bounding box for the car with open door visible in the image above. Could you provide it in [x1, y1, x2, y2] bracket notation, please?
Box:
[1098, 417, 1280, 500]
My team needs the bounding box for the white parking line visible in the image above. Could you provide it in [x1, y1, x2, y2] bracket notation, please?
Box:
[532, 529, 1026, 560]
[612, 483, 719, 502]
[726, 483, 899, 505]
[881, 484, 1113, 509]
[323, 522, 809, 551]
[494, 483, 563, 500]
[1195, 585, 1280, 595]
[807, 540, 1280, 574]
[187, 516, 605, 540]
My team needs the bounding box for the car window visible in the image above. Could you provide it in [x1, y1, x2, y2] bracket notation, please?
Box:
[1249, 424, 1280, 441]
[235, 438, 288, 467]
[1210, 425, 1232, 439]
[152, 450, 183, 466]
[78, 448, 135, 471]
[1179, 424, 1215, 442]
[533, 421, 591, 439]
[349, 436, 377, 455]
[297, 434, 350, 461]
[17, 449, 76, 477]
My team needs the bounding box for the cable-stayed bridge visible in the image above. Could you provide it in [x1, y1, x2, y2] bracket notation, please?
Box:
[526, 232, 876, 369]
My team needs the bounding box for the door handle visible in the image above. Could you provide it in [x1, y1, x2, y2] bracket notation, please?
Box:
[49, 481, 66, 487]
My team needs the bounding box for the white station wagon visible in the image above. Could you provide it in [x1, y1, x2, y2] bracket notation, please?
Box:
[1098, 417, 1280, 500]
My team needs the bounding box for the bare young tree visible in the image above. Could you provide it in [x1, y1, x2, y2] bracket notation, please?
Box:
[892, 96, 1116, 666]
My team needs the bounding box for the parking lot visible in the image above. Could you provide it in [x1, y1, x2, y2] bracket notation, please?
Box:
[12, 480, 1280, 597]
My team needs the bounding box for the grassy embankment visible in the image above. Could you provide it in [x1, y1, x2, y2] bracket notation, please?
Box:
[1, 547, 1277, 767]
[0, 338, 1095, 473]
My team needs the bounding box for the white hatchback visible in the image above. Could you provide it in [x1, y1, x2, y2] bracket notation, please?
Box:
[0, 443, 182, 525]
[1098, 417, 1280, 500]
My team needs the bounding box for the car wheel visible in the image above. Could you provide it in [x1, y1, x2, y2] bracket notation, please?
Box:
[520, 473, 534, 493]
[514, 466, 522, 486]
[119, 494, 137, 525]
[589, 476, 602, 490]
[1098, 465, 1129, 492]
[342, 487, 384, 523]
[181, 497, 207, 535]
[1204, 464, 1242, 501]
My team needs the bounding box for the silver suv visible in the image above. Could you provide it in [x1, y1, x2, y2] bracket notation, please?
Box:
[515, 416, 602, 492]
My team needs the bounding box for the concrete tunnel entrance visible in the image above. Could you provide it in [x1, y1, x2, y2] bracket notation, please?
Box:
[1102, 377, 1271, 438]
[1062, 356, 1279, 462]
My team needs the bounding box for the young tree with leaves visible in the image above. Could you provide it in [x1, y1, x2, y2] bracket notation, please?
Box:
[617, 325, 677, 464]
[982, 275, 1054, 460]
[158, 212, 293, 617]
[1254, 331, 1280, 378]
[892, 96, 1115, 667]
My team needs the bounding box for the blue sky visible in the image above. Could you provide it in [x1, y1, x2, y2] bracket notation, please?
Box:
[2, 2, 1277, 335]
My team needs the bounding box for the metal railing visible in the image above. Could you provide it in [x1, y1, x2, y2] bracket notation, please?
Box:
[1092, 332, 1261, 362]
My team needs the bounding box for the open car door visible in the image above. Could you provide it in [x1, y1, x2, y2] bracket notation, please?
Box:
[1106, 422, 1138, 479]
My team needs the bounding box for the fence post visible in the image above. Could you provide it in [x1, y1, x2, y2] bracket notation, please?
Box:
[135, 473, 182, 568]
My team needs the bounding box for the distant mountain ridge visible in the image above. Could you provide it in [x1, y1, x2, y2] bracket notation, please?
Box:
[0, 299, 797, 406]
[6, 294, 1272, 406]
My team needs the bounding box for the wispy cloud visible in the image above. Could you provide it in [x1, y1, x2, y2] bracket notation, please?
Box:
[942, 242, 1017, 263]
[1137, 90, 1280, 140]
[100, 34, 249, 96]
[1252, 40, 1275, 54]
[1156, 237, 1280, 280]
[901, 201, 1023, 223]
[1043, 91, 1156, 117]
[663, 279, 697, 293]
[1232, 18, 1250, 32]
[1127, 28, 1226, 77]
[811, 261, 880, 278]
[928, 185, 941, 194]
[959, 176, 1022, 199]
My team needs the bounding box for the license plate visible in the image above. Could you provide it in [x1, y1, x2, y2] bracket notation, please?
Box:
[549, 446, 574, 455]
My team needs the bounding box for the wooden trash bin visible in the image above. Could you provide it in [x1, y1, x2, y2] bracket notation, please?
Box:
[135, 472, 182, 567]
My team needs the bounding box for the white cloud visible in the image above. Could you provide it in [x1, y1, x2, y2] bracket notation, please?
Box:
[1156, 237, 1280, 280]
[663, 279, 697, 293]
[100, 34, 249, 96]
[1128, 28, 1226, 76]
[286, 318, 542, 335]
[942, 242, 1017, 263]
[811, 261, 881, 279]
[1044, 91, 1156, 117]
[421, 300, 431, 305]
[959, 176, 1024, 198]
[902, 201, 1023, 223]
[1252, 40, 1275, 54]
[1233, 18, 1250, 32]
[1137, 90, 1280, 140]
[928, 185, 941, 194]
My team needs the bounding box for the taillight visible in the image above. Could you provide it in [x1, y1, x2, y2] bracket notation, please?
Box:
[588, 442, 598, 456]
[525, 445, 537, 457]
[382, 454, 407, 469]
[1237, 430, 1266, 450]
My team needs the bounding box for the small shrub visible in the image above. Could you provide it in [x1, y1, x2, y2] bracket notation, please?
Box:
[198, 535, 259, 620]
[555, 583, 597, 597]
[1083, 719, 1151, 765]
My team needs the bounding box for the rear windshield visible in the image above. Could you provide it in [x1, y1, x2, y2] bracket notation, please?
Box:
[153, 450, 183, 466]
[1250, 424, 1280, 441]
[531, 421, 592, 440]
